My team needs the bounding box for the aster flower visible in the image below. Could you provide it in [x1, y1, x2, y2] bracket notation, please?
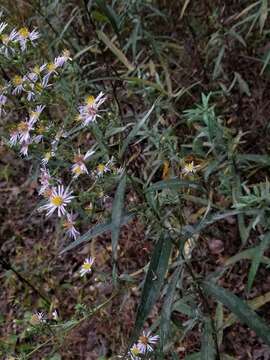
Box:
[16, 27, 39, 51]
[29, 105, 45, 123]
[63, 213, 80, 239]
[12, 75, 24, 95]
[129, 343, 142, 360]
[137, 330, 159, 354]
[0, 29, 17, 57]
[30, 311, 46, 325]
[71, 149, 95, 178]
[79, 257, 94, 277]
[39, 185, 74, 217]
[41, 151, 53, 165]
[182, 161, 196, 176]
[54, 49, 71, 67]
[95, 157, 114, 178]
[42, 62, 59, 87]
[17, 117, 36, 144]
[78, 92, 106, 126]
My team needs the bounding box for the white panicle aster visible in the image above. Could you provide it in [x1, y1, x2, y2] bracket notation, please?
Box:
[63, 213, 80, 240]
[29, 105, 45, 123]
[12, 75, 24, 95]
[129, 343, 142, 360]
[95, 157, 114, 178]
[71, 149, 95, 178]
[137, 330, 160, 354]
[39, 185, 74, 217]
[0, 28, 18, 57]
[30, 311, 46, 325]
[80, 257, 94, 277]
[182, 161, 196, 175]
[16, 27, 39, 51]
[78, 92, 106, 126]
[54, 49, 71, 67]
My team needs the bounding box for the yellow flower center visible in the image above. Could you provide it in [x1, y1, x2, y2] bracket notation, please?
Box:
[63, 220, 74, 230]
[37, 125, 45, 134]
[30, 111, 38, 118]
[1, 34, 9, 44]
[82, 262, 92, 271]
[185, 163, 194, 173]
[35, 82, 43, 92]
[51, 195, 64, 207]
[139, 335, 149, 345]
[75, 114, 82, 122]
[97, 164, 105, 173]
[73, 165, 83, 175]
[18, 122, 29, 132]
[13, 75, 23, 86]
[86, 95, 95, 106]
[131, 347, 140, 356]
[47, 63, 57, 72]
[18, 27, 30, 38]
[33, 65, 40, 74]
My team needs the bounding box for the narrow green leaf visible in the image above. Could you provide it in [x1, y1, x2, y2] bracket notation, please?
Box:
[160, 260, 182, 350]
[215, 302, 223, 347]
[202, 281, 270, 345]
[213, 45, 225, 80]
[94, 0, 120, 35]
[60, 213, 133, 254]
[111, 175, 127, 279]
[120, 102, 156, 157]
[185, 353, 201, 360]
[97, 30, 135, 71]
[146, 178, 205, 192]
[247, 232, 270, 291]
[129, 234, 172, 345]
[201, 317, 216, 360]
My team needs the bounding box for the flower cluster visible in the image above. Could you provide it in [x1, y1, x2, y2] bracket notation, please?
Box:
[129, 331, 159, 359]
[9, 105, 45, 156]
[0, 19, 39, 58]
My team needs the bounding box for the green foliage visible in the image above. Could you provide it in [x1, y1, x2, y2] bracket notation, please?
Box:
[2, 0, 270, 359]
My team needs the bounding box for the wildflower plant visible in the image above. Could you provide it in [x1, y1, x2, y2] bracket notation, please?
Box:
[2, 1, 270, 360]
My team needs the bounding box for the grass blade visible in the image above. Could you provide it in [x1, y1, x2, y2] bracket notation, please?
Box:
[247, 232, 270, 291]
[201, 317, 216, 360]
[146, 178, 205, 192]
[111, 174, 127, 280]
[97, 30, 135, 71]
[202, 281, 270, 345]
[129, 233, 172, 346]
[160, 259, 182, 351]
[120, 102, 156, 157]
[60, 213, 133, 254]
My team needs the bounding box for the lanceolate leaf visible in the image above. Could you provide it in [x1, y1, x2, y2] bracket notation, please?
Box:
[60, 213, 133, 254]
[201, 317, 216, 360]
[129, 234, 172, 345]
[111, 175, 127, 278]
[146, 178, 205, 192]
[247, 232, 270, 291]
[160, 258, 183, 351]
[120, 102, 156, 157]
[202, 281, 270, 345]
